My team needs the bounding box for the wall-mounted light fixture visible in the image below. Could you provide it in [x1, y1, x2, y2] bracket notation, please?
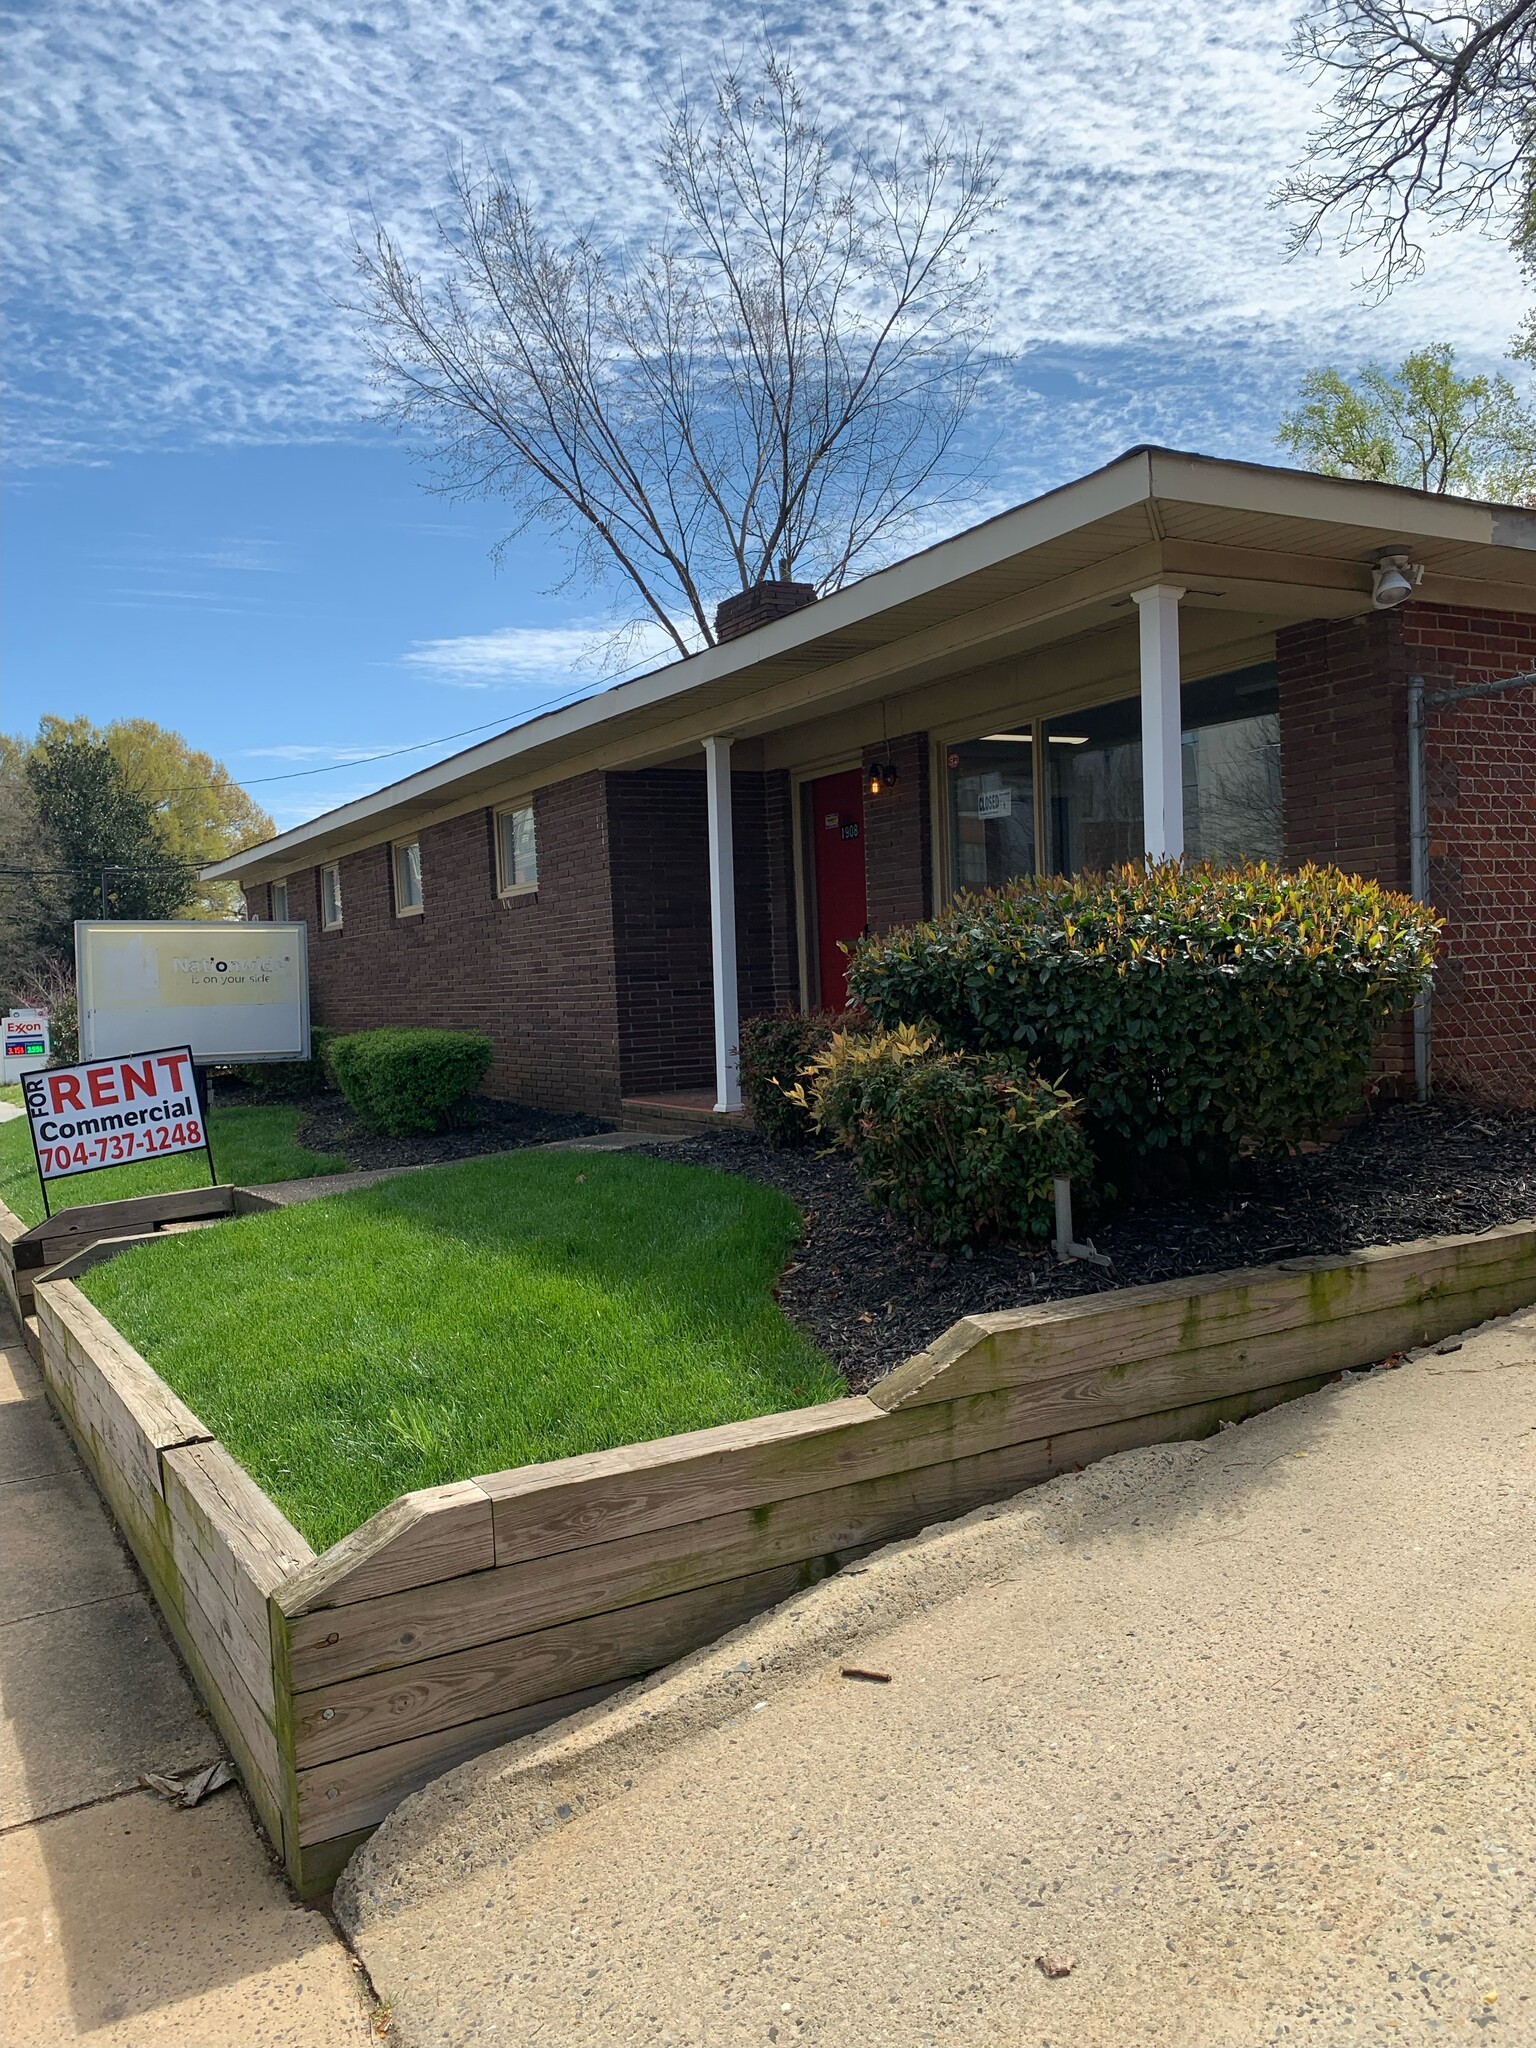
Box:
[866, 760, 900, 797]
[1371, 552, 1424, 609]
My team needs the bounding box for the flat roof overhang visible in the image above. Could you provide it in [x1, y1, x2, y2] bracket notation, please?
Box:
[207, 446, 1536, 883]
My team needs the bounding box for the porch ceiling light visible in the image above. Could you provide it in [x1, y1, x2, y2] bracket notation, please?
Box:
[1371, 552, 1424, 609]
[866, 759, 900, 796]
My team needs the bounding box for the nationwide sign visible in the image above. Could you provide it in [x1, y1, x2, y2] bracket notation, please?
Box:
[76, 920, 310, 1064]
[22, 1045, 214, 1209]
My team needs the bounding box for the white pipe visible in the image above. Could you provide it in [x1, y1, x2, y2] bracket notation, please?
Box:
[1131, 583, 1187, 862]
[1406, 673, 1431, 1103]
[703, 735, 742, 1112]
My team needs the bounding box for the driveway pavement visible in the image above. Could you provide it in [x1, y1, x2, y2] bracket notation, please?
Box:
[341, 1308, 1536, 2048]
[0, 1304, 375, 2048]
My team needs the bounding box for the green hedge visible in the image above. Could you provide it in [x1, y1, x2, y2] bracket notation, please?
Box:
[790, 1024, 1091, 1246]
[328, 1027, 494, 1135]
[232, 1026, 337, 1101]
[847, 863, 1437, 1161]
[737, 1010, 848, 1149]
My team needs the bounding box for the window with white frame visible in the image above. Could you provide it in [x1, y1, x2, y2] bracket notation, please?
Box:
[392, 839, 423, 915]
[495, 803, 538, 896]
[320, 862, 343, 930]
[269, 878, 289, 921]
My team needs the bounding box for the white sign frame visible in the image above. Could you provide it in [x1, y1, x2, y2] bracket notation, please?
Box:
[76, 920, 311, 1065]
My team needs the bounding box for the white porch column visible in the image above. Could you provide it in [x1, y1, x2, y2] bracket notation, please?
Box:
[1131, 582, 1187, 862]
[703, 734, 742, 1112]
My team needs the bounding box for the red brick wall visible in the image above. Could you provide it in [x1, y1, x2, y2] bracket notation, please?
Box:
[246, 775, 624, 1118]
[606, 765, 799, 1097]
[734, 768, 799, 1020]
[1278, 604, 1536, 1106]
[862, 731, 932, 934]
[1277, 612, 1411, 893]
[607, 768, 712, 1097]
[1409, 609, 1536, 1108]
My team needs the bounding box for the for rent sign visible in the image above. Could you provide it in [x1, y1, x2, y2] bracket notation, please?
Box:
[23, 1046, 211, 1191]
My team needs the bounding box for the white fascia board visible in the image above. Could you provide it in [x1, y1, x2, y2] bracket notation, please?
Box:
[1144, 448, 1522, 547]
[203, 451, 1157, 881]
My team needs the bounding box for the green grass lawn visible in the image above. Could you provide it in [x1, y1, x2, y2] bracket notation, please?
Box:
[79, 1149, 844, 1550]
[0, 1083, 348, 1226]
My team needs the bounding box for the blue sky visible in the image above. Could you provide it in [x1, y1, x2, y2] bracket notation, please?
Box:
[4, 0, 1528, 831]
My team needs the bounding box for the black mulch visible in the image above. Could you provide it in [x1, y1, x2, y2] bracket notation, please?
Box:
[214, 1080, 612, 1172]
[638, 1102, 1536, 1392]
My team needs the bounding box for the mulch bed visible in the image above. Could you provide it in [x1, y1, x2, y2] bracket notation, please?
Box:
[213, 1080, 612, 1172]
[640, 1102, 1536, 1392]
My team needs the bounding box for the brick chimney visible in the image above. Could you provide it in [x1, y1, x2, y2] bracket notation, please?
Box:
[713, 578, 817, 643]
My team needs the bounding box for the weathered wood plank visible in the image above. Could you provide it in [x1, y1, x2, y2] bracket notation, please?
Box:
[872, 1224, 1536, 1408]
[136, 1535, 289, 1857]
[164, 1441, 314, 1595]
[276, 1480, 494, 1616]
[288, 1449, 1010, 1689]
[292, 1558, 845, 1769]
[14, 1185, 238, 1266]
[286, 1361, 1333, 1695]
[37, 1233, 168, 1283]
[295, 1681, 625, 1845]
[34, 1281, 211, 1492]
[163, 1444, 312, 1714]
[476, 1399, 893, 1569]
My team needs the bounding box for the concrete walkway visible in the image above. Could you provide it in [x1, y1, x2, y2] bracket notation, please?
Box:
[0, 1304, 375, 2047]
[341, 1309, 1536, 2048]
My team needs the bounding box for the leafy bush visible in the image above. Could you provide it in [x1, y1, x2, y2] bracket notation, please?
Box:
[232, 1025, 337, 1100]
[847, 863, 1438, 1162]
[737, 1010, 848, 1148]
[789, 1023, 1091, 1246]
[328, 1027, 494, 1134]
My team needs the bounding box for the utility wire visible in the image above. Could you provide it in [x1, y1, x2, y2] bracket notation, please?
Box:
[140, 659, 669, 798]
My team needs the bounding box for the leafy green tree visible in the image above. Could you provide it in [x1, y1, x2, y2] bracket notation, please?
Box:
[22, 727, 193, 956]
[77, 717, 273, 918]
[1278, 342, 1536, 501]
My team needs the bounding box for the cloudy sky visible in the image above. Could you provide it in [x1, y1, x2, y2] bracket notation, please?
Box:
[4, 0, 1528, 828]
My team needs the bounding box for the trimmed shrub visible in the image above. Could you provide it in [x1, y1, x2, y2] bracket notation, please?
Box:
[328, 1027, 494, 1134]
[233, 1025, 338, 1101]
[789, 1023, 1092, 1246]
[737, 1010, 848, 1148]
[847, 862, 1438, 1162]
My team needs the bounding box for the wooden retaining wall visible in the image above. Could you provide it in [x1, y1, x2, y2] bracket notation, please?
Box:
[20, 1219, 1536, 1896]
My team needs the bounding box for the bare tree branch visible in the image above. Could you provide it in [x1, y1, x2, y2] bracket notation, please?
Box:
[355, 47, 1002, 648]
[1277, 0, 1536, 293]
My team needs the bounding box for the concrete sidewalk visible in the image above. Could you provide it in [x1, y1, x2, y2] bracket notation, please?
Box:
[342, 1309, 1536, 2048]
[0, 1304, 374, 2047]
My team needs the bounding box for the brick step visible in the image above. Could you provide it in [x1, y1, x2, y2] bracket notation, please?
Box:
[619, 1097, 753, 1139]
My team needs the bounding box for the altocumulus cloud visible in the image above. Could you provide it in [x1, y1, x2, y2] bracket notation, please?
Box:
[4, 0, 1525, 477]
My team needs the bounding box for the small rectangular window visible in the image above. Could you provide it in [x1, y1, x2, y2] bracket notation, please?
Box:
[320, 863, 343, 930]
[495, 804, 538, 896]
[393, 839, 423, 916]
[270, 878, 289, 921]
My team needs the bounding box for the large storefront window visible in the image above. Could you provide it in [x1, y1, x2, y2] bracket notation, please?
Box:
[1046, 663, 1282, 875]
[947, 730, 1037, 892]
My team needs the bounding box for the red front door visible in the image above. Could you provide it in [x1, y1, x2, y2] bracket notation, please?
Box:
[810, 770, 868, 1012]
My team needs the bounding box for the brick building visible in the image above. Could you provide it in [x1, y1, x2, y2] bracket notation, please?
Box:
[209, 449, 1536, 1117]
